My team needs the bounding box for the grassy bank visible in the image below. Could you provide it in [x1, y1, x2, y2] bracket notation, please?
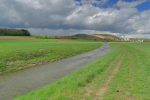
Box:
[0, 38, 102, 73]
[104, 43, 150, 100]
[16, 43, 150, 100]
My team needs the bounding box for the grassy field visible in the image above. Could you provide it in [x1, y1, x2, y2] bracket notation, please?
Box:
[16, 42, 150, 100]
[0, 37, 102, 73]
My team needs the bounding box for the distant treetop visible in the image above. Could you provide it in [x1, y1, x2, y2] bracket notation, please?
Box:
[0, 29, 31, 36]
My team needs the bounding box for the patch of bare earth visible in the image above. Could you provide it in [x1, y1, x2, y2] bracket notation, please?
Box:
[94, 57, 123, 100]
[0, 37, 35, 40]
[52, 39, 75, 42]
[80, 55, 122, 100]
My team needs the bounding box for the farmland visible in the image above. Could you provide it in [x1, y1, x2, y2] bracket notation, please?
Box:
[0, 37, 102, 73]
[16, 42, 150, 100]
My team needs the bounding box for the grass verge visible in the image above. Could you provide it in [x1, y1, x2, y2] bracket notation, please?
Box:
[0, 39, 102, 73]
[15, 42, 119, 100]
[16, 43, 150, 100]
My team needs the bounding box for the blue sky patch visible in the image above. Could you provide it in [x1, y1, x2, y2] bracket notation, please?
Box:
[136, 1, 150, 11]
[75, 0, 150, 11]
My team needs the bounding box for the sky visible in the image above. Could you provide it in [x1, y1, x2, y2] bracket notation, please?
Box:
[0, 0, 150, 38]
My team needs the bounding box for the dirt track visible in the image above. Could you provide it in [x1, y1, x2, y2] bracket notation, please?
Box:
[95, 56, 123, 100]
[0, 37, 34, 40]
[0, 44, 110, 100]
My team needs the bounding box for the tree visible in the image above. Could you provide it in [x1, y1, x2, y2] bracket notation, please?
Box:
[21, 29, 31, 36]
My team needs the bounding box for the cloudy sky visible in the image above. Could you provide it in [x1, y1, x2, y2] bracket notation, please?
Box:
[0, 0, 150, 38]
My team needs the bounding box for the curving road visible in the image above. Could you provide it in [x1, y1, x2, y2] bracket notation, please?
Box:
[0, 43, 110, 100]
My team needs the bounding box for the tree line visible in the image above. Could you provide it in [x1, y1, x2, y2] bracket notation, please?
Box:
[0, 29, 31, 36]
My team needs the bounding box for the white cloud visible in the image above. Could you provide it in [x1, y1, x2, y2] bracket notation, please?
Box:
[117, 0, 146, 8]
[0, 0, 149, 38]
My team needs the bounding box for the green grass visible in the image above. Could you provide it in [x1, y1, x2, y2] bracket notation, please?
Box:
[16, 42, 150, 100]
[104, 43, 150, 100]
[0, 38, 102, 73]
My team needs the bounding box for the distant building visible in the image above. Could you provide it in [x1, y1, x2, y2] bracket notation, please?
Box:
[137, 39, 144, 43]
[121, 36, 130, 41]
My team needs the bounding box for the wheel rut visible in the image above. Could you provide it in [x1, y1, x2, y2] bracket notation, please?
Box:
[94, 55, 123, 100]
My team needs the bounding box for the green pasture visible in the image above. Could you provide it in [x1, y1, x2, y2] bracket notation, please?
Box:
[16, 43, 150, 100]
[0, 38, 101, 73]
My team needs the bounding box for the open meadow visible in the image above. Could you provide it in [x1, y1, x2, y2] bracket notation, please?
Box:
[0, 1, 149, 100]
[16, 42, 150, 100]
[0, 37, 102, 73]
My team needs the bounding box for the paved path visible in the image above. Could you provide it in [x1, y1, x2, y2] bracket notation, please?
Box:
[0, 44, 110, 100]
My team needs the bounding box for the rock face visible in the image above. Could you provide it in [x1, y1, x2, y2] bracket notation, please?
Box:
[0, 29, 31, 36]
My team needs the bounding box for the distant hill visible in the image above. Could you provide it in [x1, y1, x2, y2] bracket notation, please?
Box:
[93, 34, 121, 41]
[65, 34, 100, 41]
[0, 29, 31, 36]
[54, 34, 121, 41]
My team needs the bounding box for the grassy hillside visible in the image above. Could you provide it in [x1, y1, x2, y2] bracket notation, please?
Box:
[0, 38, 101, 73]
[0, 29, 30, 36]
[93, 34, 121, 41]
[16, 43, 150, 100]
[63, 34, 101, 41]
[46, 34, 121, 42]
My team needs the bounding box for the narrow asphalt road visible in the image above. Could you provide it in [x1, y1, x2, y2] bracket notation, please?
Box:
[0, 43, 110, 100]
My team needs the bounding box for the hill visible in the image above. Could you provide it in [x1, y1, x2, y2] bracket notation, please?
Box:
[93, 34, 121, 41]
[0, 29, 31, 36]
[62, 34, 100, 41]
[54, 34, 121, 41]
